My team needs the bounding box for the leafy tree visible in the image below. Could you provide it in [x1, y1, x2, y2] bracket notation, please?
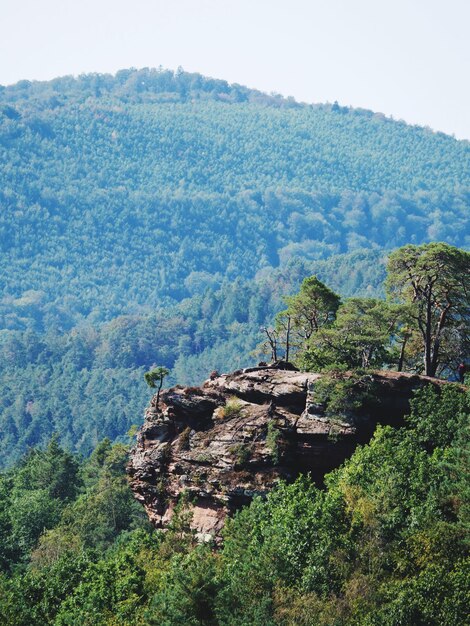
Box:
[2, 439, 82, 564]
[386, 243, 470, 377]
[0, 386, 468, 624]
[284, 275, 340, 344]
[0, 476, 16, 570]
[14, 436, 80, 502]
[214, 384, 469, 625]
[301, 298, 401, 370]
[9, 490, 63, 559]
[1, 66, 470, 469]
[146, 545, 219, 626]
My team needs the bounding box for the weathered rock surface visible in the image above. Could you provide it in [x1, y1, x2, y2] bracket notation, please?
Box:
[128, 366, 445, 538]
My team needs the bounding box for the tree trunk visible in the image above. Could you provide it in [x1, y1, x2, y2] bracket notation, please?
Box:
[424, 293, 433, 376]
[397, 335, 408, 372]
[428, 306, 450, 378]
[285, 315, 291, 363]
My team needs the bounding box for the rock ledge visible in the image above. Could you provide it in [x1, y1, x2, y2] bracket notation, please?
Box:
[128, 366, 444, 537]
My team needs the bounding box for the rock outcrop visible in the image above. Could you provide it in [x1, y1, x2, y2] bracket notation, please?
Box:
[128, 366, 445, 538]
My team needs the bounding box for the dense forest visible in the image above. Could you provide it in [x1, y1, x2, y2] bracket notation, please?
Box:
[0, 68, 469, 623]
[0, 67, 469, 462]
[0, 250, 387, 467]
[1, 68, 469, 322]
[0, 384, 468, 624]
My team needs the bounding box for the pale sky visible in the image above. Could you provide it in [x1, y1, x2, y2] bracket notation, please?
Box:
[2, 0, 469, 139]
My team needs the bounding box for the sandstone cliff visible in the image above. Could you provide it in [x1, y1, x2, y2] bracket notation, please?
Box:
[128, 366, 444, 538]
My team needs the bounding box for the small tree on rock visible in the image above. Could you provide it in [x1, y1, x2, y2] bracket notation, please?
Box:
[144, 366, 170, 408]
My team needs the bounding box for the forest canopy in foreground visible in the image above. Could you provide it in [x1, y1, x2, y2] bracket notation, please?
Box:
[0, 384, 468, 625]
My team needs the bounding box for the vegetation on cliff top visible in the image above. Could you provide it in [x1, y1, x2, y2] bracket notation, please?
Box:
[1, 67, 468, 622]
[261, 243, 470, 379]
[0, 251, 384, 467]
[1, 242, 468, 467]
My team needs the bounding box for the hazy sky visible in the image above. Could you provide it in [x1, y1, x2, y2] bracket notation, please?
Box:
[2, 0, 469, 139]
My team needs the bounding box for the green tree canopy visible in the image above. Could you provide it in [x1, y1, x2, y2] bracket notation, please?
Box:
[284, 276, 341, 342]
[301, 298, 402, 370]
[386, 243, 470, 377]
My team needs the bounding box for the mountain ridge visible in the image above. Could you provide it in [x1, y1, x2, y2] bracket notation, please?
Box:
[2, 67, 469, 145]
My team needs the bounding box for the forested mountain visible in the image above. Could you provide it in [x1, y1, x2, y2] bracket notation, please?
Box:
[1, 68, 469, 322]
[0, 68, 469, 463]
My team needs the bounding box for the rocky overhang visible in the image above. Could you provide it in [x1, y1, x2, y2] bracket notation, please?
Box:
[128, 365, 448, 538]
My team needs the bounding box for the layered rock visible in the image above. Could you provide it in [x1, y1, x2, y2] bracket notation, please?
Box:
[128, 366, 445, 538]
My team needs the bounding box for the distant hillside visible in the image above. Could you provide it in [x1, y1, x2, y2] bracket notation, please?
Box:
[1, 68, 469, 326]
[0, 68, 468, 465]
[0, 250, 386, 466]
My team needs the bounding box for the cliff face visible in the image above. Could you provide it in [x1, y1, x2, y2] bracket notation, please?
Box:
[128, 366, 444, 538]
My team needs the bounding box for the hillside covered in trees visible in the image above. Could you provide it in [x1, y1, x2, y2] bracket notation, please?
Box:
[0, 68, 469, 464]
[1, 68, 469, 322]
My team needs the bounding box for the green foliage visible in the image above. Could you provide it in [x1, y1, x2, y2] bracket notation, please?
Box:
[266, 421, 281, 464]
[268, 274, 341, 362]
[145, 544, 219, 626]
[312, 371, 380, 422]
[0, 67, 469, 463]
[0, 74, 468, 625]
[0, 386, 468, 624]
[0, 250, 386, 468]
[211, 384, 470, 625]
[407, 383, 469, 449]
[0, 438, 155, 625]
[284, 274, 341, 340]
[300, 298, 404, 371]
[145, 366, 170, 409]
[0, 438, 81, 565]
[229, 443, 252, 466]
[5, 77, 467, 335]
[14, 435, 80, 501]
[144, 366, 170, 389]
[386, 243, 470, 376]
[291, 244, 469, 376]
[222, 396, 244, 419]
